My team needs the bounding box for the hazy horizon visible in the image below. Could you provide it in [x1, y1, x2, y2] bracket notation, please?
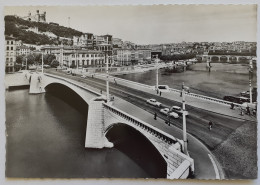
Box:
[4, 5, 257, 44]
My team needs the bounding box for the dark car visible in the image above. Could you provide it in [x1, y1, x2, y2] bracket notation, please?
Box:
[223, 96, 250, 104]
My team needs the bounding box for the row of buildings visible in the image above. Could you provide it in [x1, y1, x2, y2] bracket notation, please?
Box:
[5, 34, 153, 72]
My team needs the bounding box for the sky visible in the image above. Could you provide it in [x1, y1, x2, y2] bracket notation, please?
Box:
[4, 5, 257, 44]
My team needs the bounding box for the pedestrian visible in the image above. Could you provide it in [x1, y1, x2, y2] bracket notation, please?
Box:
[156, 89, 159, 94]
[230, 102, 234, 109]
[100, 89, 102, 94]
[246, 106, 250, 115]
[160, 91, 162, 96]
[208, 121, 213, 131]
[154, 112, 157, 120]
[56, 68, 57, 71]
[114, 78, 117, 85]
[240, 106, 244, 116]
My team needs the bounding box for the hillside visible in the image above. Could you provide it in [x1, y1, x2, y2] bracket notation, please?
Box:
[5, 15, 83, 45]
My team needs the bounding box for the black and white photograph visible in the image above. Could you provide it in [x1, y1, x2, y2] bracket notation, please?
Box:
[2, 2, 258, 183]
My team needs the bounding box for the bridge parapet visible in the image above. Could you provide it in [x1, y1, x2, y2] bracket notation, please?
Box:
[103, 103, 194, 179]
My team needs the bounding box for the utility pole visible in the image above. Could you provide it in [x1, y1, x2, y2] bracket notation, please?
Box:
[249, 58, 253, 103]
[182, 82, 189, 155]
[26, 57, 27, 70]
[154, 54, 159, 90]
[41, 52, 44, 73]
[76, 50, 78, 73]
[106, 52, 110, 102]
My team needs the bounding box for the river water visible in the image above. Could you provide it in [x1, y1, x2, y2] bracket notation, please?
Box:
[117, 67, 257, 99]
[5, 88, 166, 178]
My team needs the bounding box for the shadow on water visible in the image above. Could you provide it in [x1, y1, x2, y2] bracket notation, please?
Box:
[106, 124, 167, 178]
[45, 83, 89, 118]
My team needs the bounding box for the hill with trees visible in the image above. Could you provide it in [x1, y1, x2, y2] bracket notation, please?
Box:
[5, 15, 83, 45]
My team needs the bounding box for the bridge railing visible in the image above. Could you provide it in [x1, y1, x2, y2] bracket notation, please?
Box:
[103, 103, 183, 148]
[168, 88, 241, 107]
[109, 75, 241, 107]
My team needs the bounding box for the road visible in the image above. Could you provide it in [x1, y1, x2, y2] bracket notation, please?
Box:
[44, 69, 254, 179]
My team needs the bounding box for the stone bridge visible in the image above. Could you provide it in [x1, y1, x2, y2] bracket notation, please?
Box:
[28, 72, 194, 179]
[197, 54, 254, 62]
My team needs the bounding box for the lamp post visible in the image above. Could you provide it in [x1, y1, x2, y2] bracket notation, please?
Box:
[105, 52, 110, 102]
[153, 54, 159, 90]
[181, 82, 189, 155]
[249, 58, 253, 103]
[41, 52, 44, 73]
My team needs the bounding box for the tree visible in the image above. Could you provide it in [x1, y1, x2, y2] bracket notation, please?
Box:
[16, 55, 23, 65]
[50, 60, 59, 68]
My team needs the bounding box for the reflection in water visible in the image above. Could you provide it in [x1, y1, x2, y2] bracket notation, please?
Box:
[6, 87, 165, 178]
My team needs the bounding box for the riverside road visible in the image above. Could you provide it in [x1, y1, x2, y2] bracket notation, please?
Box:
[45, 69, 256, 179]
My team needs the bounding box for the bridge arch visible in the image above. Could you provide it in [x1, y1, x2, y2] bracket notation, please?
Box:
[105, 122, 167, 178]
[45, 82, 89, 105]
[45, 82, 89, 115]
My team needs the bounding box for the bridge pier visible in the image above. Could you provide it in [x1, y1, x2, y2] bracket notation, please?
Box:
[85, 99, 114, 149]
[29, 73, 46, 94]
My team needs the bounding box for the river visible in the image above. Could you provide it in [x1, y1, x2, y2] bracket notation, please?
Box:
[5, 88, 166, 178]
[117, 67, 257, 99]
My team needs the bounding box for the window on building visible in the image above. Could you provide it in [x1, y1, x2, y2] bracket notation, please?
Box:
[11, 47, 13, 50]
[6, 46, 9, 50]
[11, 41, 13, 44]
[7, 41, 9, 44]
[87, 54, 89, 57]
[91, 54, 94, 57]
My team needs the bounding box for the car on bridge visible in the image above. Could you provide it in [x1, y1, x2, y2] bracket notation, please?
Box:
[146, 99, 162, 107]
[158, 85, 170, 92]
[160, 108, 179, 118]
[170, 105, 189, 116]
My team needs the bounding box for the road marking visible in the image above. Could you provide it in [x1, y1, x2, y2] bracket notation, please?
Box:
[208, 154, 220, 179]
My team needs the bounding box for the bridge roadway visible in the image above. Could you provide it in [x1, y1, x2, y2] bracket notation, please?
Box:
[43, 69, 245, 179]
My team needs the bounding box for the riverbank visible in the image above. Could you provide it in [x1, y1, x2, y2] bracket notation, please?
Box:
[5, 71, 30, 90]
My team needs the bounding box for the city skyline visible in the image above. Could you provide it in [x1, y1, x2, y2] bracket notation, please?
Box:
[4, 5, 257, 44]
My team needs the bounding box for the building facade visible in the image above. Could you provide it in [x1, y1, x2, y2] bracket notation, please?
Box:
[116, 49, 151, 66]
[16, 45, 31, 56]
[5, 35, 17, 73]
[41, 45, 108, 68]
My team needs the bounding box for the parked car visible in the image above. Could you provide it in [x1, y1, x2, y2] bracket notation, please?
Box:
[240, 90, 250, 97]
[158, 85, 170, 92]
[146, 99, 162, 107]
[160, 108, 179, 118]
[223, 96, 250, 104]
[81, 75, 86, 78]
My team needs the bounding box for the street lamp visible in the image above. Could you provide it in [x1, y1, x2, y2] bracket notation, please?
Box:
[41, 52, 44, 73]
[181, 82, 189, 155]
[249, 58, 253, 103]
[105, 52, 110, 102]
[153, 54, 159, 90]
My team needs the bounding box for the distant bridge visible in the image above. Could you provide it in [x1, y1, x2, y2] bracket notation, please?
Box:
[28, 72, 194, 179]
[196, 54, 255, 62]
